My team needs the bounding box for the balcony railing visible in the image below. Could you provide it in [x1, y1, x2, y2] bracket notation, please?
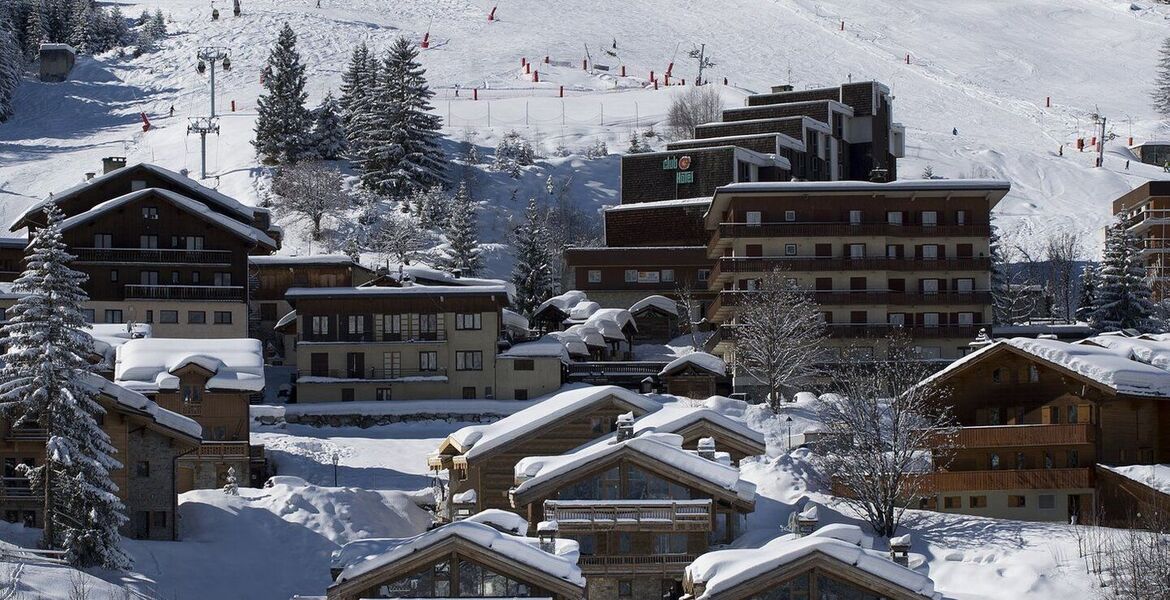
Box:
[301, 331, 447, 343]
[0, 477, 35, 501]
[707, 290, 991, 319]
[715, 323, 979, 342]
[192, 441, 251, 459]
[947, 424, 1095, 448]
[124, 285, 245, 302]
[4, 427, 47, 441]
[300, 368, 448, 381]
[578, 554, 699, 576]
[565, 362, 666, 377]
[915, 467, 1095, 492]
[544, 499, 712, 531]
[709, 222, 990, 250]
[712, 256, 991, 278]
[73, 247, 233, 265]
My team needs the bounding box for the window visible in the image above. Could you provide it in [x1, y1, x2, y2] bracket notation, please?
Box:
[188, 311, 206, 324]
[1008, 495, 1027, 508]
[576, 534, 596, 556]
[130, 179, 147, 191]
[213, 272, 231, 286]
[956, 210, 968, 225]
[943, 496, 961, 509]
[94, 233, 113, 248]
[514, 389, 528, 400]
[514, 359, 534, 371]
[990, 453, 1001, 470]
[311, 316, 329, 336]
[849, 209, 862, 225]
[588, 270, 602, 283]
[921, 210, 938, 226]
[375, 388, 392, 401]
[456, 314, 482, 330]
[923, 313, 940, 328]
[160, 310, 178, 324]
[144, 310, 153, 323]
[922, 279, 940, 295]
[456, 351, 483, 371]
[746, 211, 762, 226]
[82, 309, 95, 323]
[661, 269, 675, 283]
[970, 496, 987, 508]
[310, 353, 329, 377]
[347, 315, 364, 335]
[142, 206, 159, 219]
[1015, 452, 1027, 469]
[152, 511, 167, 529]
[618, 581, 633, 597]
[1039, 494, 1055, 509]
[186, 236, 204, 250]
[140, 271, 158, 285]
[888, 313, 906, 326]
[590, 416, 613, 434]
[887, 211, 903, 225]
[109, 270, 118, 282]
[1028, 365, 1040, 382]
[419, 351, 438, 371]
[958, 312, 975, 326]
[170, 271, 180, 284]
[916, 346, 942, 360]
[139, 235, 158, 249]
[886, 244, 900, 258]
[419, 314, 439, 339]
[992, 368, 1004, 384]
[345, 352, 364, 378]
[784, 210, 796, 222]
[104, 309, 124, 324]
[191, 271, 200, 284]
[697, 269, 710, 282]
[214, 311, 232, 325]
[624, 270, 637, 283]
[922, 244, 939, 260]
[341, 388, 355, 402]
[784, 243, 797, 256]
[135, 461, 150, 477]
[957, 278, 974, 293]
[654, 533, 688, 555]
[1067, 405, 1078, 424]
[848, 243, 865, 258]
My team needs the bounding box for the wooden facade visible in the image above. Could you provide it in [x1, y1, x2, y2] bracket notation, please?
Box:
[682, 550, 933, 600]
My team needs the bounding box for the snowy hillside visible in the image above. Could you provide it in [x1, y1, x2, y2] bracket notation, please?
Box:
[2, 0, 1170, 265]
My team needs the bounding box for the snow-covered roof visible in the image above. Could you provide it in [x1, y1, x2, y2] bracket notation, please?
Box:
[534, 290, 588, 317]
[1077, 335, 1170, 371]
[398, 265, 512, 291]
[565, 324, 606, 348]
[513, 432, 756, 503]
[548, 330, 590, 357]
[659, 352, 726, 377]
[13, 163, 258, 231]
[583, 308, 636, 339]
[502, 309, 529, 332]
[39, 43, 76, 53]
[499, 335, 571, 362]
[0, 237, 25, 249]
[463, 509, 529, 535]
[330, 519, 583, 588]
[629, 294, 679, 316]
[604, 197, 712, 212]
[567, 300, 600, 321]
[56, 188, 277, 249]
[84, 323, 151, 366]
[578, 401, 765, 451]
[685, 528, 939, 599]
[249, 254, 363, 267]
[1101, 464, 1170, 496]
[444, 385, 661, 459]
[82, 373, 201, 439]
[114, 338, 265, 393]
[286, 284, 508, 299]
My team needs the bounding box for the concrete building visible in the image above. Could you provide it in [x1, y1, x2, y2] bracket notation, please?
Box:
[38, 43, 76, 82]
[1112, 180, 1170, 300]
[1128, 141, 1170, 169]
[9, 161, 281, 338]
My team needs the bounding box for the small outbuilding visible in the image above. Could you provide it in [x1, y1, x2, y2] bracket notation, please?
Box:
[38, 43, 76, 82]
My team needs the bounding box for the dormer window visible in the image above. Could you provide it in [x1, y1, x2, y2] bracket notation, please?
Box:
[142, 206, 159, 220]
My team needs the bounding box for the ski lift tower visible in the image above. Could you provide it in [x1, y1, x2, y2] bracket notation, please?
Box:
[188, 46, 232, 179]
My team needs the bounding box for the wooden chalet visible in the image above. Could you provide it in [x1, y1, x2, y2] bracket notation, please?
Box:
[326, 518, 585, 600]
[585, 403, 764, 465]
[657, 353, 728, 399]
[627, 295, 681, 343]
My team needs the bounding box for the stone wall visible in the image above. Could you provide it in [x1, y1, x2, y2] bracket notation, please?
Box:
[125, 428, 179, 541]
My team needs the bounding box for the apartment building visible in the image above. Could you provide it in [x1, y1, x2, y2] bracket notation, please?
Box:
[8, 161, 280, 337]
[915, 334, 1170, 524]
[704, 179, 1007, 366]
[1112, 180, 1170, 300]
[0, 375, 201, 540]
[286, 284, 542, 402]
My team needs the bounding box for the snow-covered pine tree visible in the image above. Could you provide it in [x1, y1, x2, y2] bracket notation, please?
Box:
[1154, 37, 1170, 117]
[148, 9, 165, 39]
[511, 198, 555, 317]
[65, 0, 92, 54]
[23, 1, 45, 60]
[1089, 222, 1159, 332]
[1074, 263, 1097, 323]
[493, 130, 534, 177]
[0, 21, 20, 123]
[439, 182, 483, 276]
[310, 91, 346, 160]
[626, 131, 646, 154]
[253, 23, 312, 164]
[222, 466, 239, 496]
[359, 36, 446, 197]
[0, 205, 128, 569]
[410, 184, 449, 230]
[339, 42, 374, 156]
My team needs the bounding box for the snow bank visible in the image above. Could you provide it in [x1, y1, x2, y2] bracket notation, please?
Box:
[659, 351, 726, 376]
[534, 290, 588, 317]
[502, 308, 530, 332]
[629, 294, 680, 316]
[115, 337, 265, 393]
[446, 385, 661, 458]
[249, 254, 358, 266]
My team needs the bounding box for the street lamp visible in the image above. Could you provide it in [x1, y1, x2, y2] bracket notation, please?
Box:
[331, 452, 339, 486]
[785, 416, 794, 453]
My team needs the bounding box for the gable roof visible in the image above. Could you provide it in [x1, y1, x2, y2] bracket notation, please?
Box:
[83, 373, 202, 441]
[114, 338, 265, 393]
[57, 188, 277, 249]
[511, 432, 756, 506]
[12, 163, 257, 230]
[330, 519, 584, 592]
[441, 385, 662, 459]
[659, 352, 727, 378]
[686, 530, 939, 599]
[615, 402, 764, 450]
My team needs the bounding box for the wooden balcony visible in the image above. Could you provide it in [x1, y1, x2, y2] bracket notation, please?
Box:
[191, 441, 251, 459]
[712, 256, 991, 279]
[918, 467, 1095, 492]
[707, 289, 991, 320]
[3, 427, 47, 441]
[950, 424, 1095, 448]
[124, 284, 245, 302]
[709, 222, 990, 252]
[299, 368, 448, 381]
[74, 247, 233, 266]
[715, 323, 979, 342]
[543, 499, 712, 532]
[578, 553, 699, 576]
[0, 477, 36, 503]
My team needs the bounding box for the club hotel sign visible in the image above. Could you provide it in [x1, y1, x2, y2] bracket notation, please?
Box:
[663, 155, 694, 184]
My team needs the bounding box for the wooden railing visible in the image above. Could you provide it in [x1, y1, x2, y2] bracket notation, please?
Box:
[950, 424, 1095, 448]
[193, 441, 251, 459]
[714, 256, 991, 275]
[716, 323, 979, 341]
[0, 477, 35, 501]
[565, 362, 666, 377]
[124, 284, 245, 301]
[578, 553, 699, 575]
[300, 368, 448, 380]
[916, 468, 1095, 492]
[74, 247, 233, 265]
[544, 499, 712, 531]
[709, 222, 990, 250]
[708, 290, 991, 318]
[4, 427, 47, 441]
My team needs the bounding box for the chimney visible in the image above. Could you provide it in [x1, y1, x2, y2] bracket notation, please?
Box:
[771, 84, 794, 94]
[794, 503, 819, 537]
[615, 412, 634, 441]
[537, 520, 558, 554]
[868, 167, 889, 183]
[85, 172, 96, 181]
[697, 437, 716, 461]
[451, 268, 462, 279]
[639, 376, 655, 394]
[889, 535, 911, 566]
[101, 156, 126, 174]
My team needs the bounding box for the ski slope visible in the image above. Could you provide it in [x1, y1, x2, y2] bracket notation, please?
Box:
[1, 0, 1169, 261]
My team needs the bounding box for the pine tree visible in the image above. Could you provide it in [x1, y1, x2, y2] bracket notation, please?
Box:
[359, 36, 446, 197]
[0, 205, 128, 568]
[511, 198, 555, 317]
[23, 1, 45, 60]
[440, 182, 483, 276]
[65, 0, 92, 54]
[310, 91, 346, 160]
[222, 466, 239, 496]
[410, 184, 449, 230]
[626, 131, 646, 154]
[0, 23, 21, 123]
[1154, 37, 1170, 117]
[253, 23, 312, 164]
[339, 42, 371, 148]
[1075, 263, 1097, 323]
[1089, 222, 1159, 332]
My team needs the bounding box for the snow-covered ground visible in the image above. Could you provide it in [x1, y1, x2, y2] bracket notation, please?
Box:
[3, 0, 1170, 262]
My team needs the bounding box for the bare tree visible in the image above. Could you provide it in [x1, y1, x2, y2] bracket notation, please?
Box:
[813, 337, 959, 538]
[1045, 229, 1085, 323]
[991, 225, 1041, 324]
[270, 162, 347, 242]
[371, 210, 425, 267]
[675, 279, 704, 350]
[733, 271, 827, 408]
[665, 85, 723, 140]
[1089, 512, 1170, 599]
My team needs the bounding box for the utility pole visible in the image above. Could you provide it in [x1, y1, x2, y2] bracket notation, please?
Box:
[188, 46, 231, 179]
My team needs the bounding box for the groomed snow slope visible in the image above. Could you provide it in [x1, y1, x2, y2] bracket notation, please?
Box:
[2, 0, 1169, 261]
